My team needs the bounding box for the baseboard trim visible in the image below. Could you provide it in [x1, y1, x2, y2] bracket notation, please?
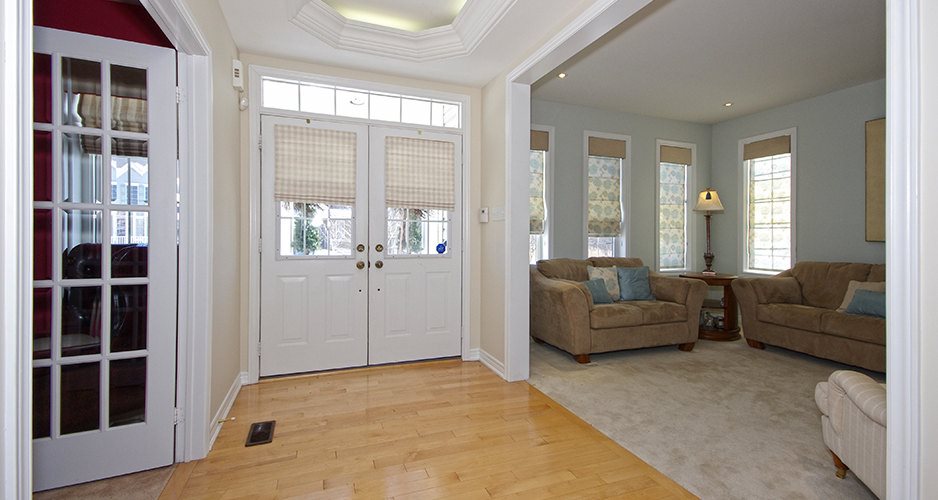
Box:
[463, 348, 480, 361]
[479, 349, 506, 379]
[208, 371, 245, 450]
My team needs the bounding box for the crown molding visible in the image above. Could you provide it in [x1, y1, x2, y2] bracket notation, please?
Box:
[290, 0, 517, 62]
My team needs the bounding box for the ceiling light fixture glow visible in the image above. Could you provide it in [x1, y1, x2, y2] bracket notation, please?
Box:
[558, 72, 567, 79]
[724, 102, 733, 107]
[331, 7, 423, 32]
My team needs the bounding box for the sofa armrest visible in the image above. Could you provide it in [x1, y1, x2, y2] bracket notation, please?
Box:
[830, 370, 887, 427]
[648, 274, 691, 304]
[529, 266, 592, 356]
[732, 278, 760, 340]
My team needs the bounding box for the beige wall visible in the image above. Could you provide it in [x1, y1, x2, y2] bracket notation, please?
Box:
[479, 77, 507, 361]
[180, 0, 243, 417]
[236, 53, 483, 370]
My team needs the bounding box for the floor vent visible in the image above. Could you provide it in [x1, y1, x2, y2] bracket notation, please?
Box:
[245, 421, 275, 447]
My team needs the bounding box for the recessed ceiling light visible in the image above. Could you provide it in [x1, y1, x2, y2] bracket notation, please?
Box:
[558, 73, 567, 79]
[724, 102, 733, 107]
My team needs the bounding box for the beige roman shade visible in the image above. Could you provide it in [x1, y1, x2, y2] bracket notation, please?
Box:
[588, 137, 627, 159]
[274, 124, 357, 205]
[660, 145, 692, 165]
[744, 135, 791, 160]
[587, 156, 622, 237]
[530, 130, 549, 151]
[385, 136, 456, 211]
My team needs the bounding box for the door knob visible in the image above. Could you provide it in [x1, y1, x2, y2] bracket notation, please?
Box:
[356, 244, 365, 252]
[375, 260, 384, 269]
[375, 244, 384, 253]
[356, 261, 365, 270]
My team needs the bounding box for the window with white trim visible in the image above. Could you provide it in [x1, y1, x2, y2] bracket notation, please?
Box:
[586, 135, 627, 258]
[657, 143, 693, 272]
[742, 131, 795, 274]
[529, 129, 549, 263]
[261, 77, 461, 129]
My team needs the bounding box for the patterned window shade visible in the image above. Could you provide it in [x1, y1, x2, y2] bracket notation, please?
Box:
[274, 124, 357, 205]
[659, 162, 687, 269]
[529, 150, 546, 234]
[76, 95, 148, 155]
[588, 156, 622, 237]
[385, 136, 455, 211]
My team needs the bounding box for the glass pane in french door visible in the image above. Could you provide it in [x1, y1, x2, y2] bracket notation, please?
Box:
[32, 53, 152, 439]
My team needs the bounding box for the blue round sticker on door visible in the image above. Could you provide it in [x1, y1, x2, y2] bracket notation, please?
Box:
[436, 242, 447, 254]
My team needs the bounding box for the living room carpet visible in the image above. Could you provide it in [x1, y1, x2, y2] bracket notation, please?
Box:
[529, 338, 884, 500]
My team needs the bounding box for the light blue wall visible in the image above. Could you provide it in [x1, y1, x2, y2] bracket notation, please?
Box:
[709, 79, 886, 273]
[532, 99, 713, 268]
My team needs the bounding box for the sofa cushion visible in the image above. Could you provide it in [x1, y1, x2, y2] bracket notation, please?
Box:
[790, 262, 877, 310]
[587, 266, 620, 299]
[617, 266, 654, 301]
[846, 290, 886, 318]
[537, 258, 589, 282]
[751, 277, 802, 304]
[837, 280, 887, 312]
[821, 311, 886, 345]
[589, 301, 687, 329]
[631, 301, 687, 325]
[588, 257, 643, 269]
[756, 304, 826, 332]
[590, 303, 643, 329]
[583, 278, 613, 304]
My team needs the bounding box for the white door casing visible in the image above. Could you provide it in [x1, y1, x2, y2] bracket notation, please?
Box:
[32, 28, 177, 491]
[368, 127, 463, 365]
[259, 116, 370, 376]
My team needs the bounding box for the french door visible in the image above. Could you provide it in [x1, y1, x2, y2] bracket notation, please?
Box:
[32, 28, 177, 490]
[259, 116, 462, 376]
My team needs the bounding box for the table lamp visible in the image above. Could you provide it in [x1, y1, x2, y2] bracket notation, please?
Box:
[694, 188, 724, 273]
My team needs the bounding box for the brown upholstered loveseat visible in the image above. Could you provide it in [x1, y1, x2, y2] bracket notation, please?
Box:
[530, 258, 707, 363]
[733, 261, 886, 372]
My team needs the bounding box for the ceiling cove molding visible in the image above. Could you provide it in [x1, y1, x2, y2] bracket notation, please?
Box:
[291, 0, 517, 62]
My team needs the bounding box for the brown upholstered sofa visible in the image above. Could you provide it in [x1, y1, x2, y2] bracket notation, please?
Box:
[530, 257, 707, 363]
[733, 262, 886, 372]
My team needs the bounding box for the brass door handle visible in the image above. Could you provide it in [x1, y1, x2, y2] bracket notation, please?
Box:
[375, 260, 384, 269]
[375, 244, 384, 253]
[356, 261, 365, 270]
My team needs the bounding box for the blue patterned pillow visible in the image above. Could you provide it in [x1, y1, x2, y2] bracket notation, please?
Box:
[617, 266, 655, 301]
[846, 289, 886, 318]
[583, 278, 614, 304]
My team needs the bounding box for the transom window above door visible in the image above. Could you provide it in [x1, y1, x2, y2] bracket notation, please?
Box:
[261, 77, 462, 129]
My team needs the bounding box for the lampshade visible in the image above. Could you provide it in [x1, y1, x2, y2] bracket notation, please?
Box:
[694, 189, 724, 213]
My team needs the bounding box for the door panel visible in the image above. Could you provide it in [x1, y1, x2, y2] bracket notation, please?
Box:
[368, 128, 462, 365]
[32, 27, 177, 491]
[259, 116, 369, 376]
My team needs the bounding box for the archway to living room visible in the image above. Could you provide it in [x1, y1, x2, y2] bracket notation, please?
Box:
[504, 0, 921, 498]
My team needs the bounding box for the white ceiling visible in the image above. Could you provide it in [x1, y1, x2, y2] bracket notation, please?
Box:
[217, 0, 595, 87]
[532, 0, 886, 124]
[320, 0, 466, 31]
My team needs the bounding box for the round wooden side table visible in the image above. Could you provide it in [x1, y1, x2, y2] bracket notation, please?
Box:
[679, 272, 741, 341]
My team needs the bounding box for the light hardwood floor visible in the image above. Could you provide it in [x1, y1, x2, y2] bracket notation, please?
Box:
[160, 360, 695, 499]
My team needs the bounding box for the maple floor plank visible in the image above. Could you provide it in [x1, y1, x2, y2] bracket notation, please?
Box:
[166, 360, 695, 499]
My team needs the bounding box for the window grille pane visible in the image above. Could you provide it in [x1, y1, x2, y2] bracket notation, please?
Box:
[370, 93, 401, 122]
[263, 80, 299, 111]
[299, 84, 335, 115]
[278, 202, 353, 257]
[658, 161, 686, 270]
[401, 98, 431, 126]
[335, 89, 368, 119]
[588, 236, 616, 258]
[747, 152, 792, 272]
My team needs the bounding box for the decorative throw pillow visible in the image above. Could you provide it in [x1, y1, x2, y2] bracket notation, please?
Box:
[837, 280, 886, 312]
[846, 289, 886, 318]
[617, 266, 655, 301]
[582, 278, 614, 304]
[587, 266, 619, 299]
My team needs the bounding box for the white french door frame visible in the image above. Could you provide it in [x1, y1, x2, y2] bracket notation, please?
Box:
[246, 65, 473, 384]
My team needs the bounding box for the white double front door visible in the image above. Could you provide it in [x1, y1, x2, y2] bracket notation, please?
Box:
[259, 115, 463, 376]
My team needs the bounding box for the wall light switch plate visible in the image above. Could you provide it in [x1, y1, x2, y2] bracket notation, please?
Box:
[480, 207, 490, 223]
[491, 207, 506, 221]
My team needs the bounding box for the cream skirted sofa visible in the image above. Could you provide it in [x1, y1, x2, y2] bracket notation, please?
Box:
[529, 257, 707, 363]
[815, 370, 886, 499]
[733, 262, 886, 372]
